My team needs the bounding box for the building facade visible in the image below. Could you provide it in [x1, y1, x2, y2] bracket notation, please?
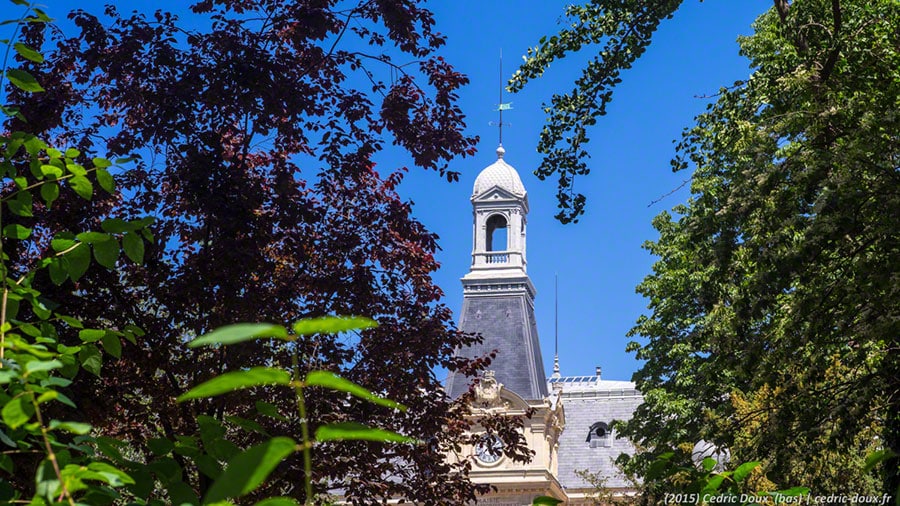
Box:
[445, 146, 642, 505]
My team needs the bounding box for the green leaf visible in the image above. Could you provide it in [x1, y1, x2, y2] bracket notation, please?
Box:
[76, 231, 110, 244]
[13, 42, 44, 63]
[69, 175, 93, 199]
[66, 163, 87, 176]
[51, 235, 76, 252]
[255, 401, 288, 422]
[48, 258, 67, 284]
[203, 437, 297, 503]
[79, 329, 106, 343]
[30, 7, 52, 22]
[187, 323, 289, 348]
[305, 370, 406, 411]
[0, 370, 18, 385]
[30, 298, 52, 320]
[532, 496, 564, 506]
[770, 487, 810, 498]
[40, 181, 58, 207]
[94, 436, 126, 462]
[733, 461, 760, 483]
[701, 473, 726, 495]
[195, 454, 224, 480]
[2, 298, 18, 319]
[88, 462, 135, 486]
[147, 437, 175, 456]
[34, 387, 55, 401]
[92, 157, 112, 168]
[25, 359, 63, 375]
[254, 499, 300, 506]
[40, 164, 63, 179]
[314, 422, 416, 443]
[3, 224, 30, 239]
[124, 324, 145, 336]
[92, 236, 119, 269]
[7, 190, 32, 217]
[645, 457, 671, 481]
[65, 242, 91, 281]
[48, 420, 92, 435]
[22, 134, 45, 155]
[100, 218, 133, 233]
[293, 316, 377, 335]
[96, 168, 115, 193]
[701, 457, 716, 472]
[122, 231, 144, 264]
[101, 333, 122, 358]
[863, 449, 896, 473]
[59, 392, 79, 409]
[168, 480, 199, 505]
[64, 147, 80, 158]
[178, 367, 291, 402]
[0, 453, 12, 474]
[6, 68, 43, 92]
[224, 415, 267, 435]
[149, 456, 183, 483]
[0, 429, 16, 448]
[2, 396, 34, 429]
[0, 104, 20, 117]
[79, 345, 102, 376]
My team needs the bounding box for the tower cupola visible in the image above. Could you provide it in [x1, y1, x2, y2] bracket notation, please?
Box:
[467, 145, 530, 277]
[472, 146, 526, 198]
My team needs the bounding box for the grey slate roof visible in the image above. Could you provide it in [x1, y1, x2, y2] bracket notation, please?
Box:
[446, 293, 549, 401]
[552, 376, 643, 490]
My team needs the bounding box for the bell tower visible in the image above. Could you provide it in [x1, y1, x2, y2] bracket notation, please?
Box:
[446, 145, 548, 401]
[444, 145, 565, 504]
[468, 145, 528, 275]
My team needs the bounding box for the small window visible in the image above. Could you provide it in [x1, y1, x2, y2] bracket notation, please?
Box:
[486, 214, 508, 252]
[587, 422, 611, 448]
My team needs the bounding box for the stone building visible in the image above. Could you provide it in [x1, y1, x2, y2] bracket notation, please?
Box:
[444, 146, 643, 505]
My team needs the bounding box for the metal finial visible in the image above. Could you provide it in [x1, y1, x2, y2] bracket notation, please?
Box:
[552, 273, 560, 378]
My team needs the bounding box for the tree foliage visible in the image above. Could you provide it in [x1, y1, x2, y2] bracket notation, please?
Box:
[509, 0, 682, 224]
[1, 0, 520, 502]
[516, 0, 899, 499]
[0, 5, 155, 502]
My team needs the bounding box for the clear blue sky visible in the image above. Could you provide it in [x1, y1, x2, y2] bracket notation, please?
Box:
[45, 0, 770, 382]
[404, 0, 769, 381]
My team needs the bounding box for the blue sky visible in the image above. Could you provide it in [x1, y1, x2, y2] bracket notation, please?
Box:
[44, 0, 770, 382]
[404, 0, 769, 381]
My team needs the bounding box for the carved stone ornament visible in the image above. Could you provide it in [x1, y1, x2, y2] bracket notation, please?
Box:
[475, 371, 506, 410]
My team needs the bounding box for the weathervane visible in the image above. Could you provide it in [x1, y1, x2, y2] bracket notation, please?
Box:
[489, 49, 513, 145]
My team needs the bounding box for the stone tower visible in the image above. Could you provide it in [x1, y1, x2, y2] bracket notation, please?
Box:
[446, 144, 548, 401]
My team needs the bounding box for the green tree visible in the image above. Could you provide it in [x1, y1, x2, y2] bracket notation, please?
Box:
[514, 0, 899, 499]
[0, 3, 152, 501]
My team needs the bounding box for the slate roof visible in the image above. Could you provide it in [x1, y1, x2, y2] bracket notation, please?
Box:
[551, 376, 643, 490]
[445, 293, 549, 401]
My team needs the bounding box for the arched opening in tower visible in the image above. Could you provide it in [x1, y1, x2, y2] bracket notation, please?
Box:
[486, 214, 508, 251]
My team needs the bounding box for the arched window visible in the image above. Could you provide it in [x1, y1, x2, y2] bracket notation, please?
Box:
[586, 422, 611, 448]
[486, 214, 508, 252]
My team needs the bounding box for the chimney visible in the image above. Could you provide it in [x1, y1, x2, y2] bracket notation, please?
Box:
[595, 366, 602, 379]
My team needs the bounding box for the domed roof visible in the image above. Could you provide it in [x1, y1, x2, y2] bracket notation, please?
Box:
[472, 145, 526, 198]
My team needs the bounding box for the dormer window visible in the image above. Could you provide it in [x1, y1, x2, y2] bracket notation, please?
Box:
[486, 214, 508, 251]
[586, 422, 611, 448]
